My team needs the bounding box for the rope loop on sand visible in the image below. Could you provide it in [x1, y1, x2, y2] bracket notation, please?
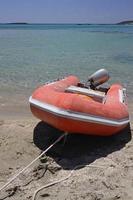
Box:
[32, 164, 104, 200]
[32, 163, 105, 200]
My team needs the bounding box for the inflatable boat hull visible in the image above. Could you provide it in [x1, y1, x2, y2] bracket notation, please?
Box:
[29, 76, 129, 136]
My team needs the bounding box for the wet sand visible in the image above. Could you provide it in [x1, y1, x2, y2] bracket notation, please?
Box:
[0, 98, 133, 200]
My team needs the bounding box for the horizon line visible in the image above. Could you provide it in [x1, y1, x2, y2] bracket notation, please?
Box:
[0, 22, 132, 25]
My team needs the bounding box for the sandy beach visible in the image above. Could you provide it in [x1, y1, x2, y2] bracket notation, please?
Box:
[0, 97, 133, 200]
[0, 0, 133, 198]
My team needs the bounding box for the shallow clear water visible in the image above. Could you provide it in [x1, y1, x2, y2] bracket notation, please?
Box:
[0, 24, 133, 100]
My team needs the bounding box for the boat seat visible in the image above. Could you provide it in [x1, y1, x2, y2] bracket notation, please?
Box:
[65, 86, 105, 102]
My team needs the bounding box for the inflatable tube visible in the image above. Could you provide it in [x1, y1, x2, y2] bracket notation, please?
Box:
[29, 76, 129, 136]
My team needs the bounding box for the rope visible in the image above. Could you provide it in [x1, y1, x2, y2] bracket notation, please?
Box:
[0, 131, 106, 200]
[0, 133, 66, 192]
[32, 163, 105, 200]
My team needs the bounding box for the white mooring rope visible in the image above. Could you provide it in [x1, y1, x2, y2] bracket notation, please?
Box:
[0, 133, 66, 192]
[0, 132, 106, 200]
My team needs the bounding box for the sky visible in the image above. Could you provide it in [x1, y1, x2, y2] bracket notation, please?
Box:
[0, 0, 133, 24]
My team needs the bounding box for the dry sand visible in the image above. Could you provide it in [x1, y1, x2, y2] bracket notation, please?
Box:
[0, 102, 133, 200]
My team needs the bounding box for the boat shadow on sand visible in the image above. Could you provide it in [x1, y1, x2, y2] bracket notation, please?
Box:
[33, 121, 132, 170]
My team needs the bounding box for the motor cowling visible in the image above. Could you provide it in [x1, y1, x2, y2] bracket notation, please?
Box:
[88, 68, 110, 88]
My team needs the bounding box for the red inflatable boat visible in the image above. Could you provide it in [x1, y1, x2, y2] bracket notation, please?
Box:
[29, 69, 129, 136]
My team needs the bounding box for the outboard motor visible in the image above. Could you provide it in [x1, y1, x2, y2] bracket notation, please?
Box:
[87, 68, 110, 89]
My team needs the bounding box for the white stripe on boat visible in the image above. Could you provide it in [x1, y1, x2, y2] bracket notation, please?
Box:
[29, 96, 129, 127]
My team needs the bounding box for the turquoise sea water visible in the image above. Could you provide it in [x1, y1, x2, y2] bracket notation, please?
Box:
[0, 24, 133, 101]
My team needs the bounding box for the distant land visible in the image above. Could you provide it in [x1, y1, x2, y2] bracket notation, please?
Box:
[7, 22, 28, 24]
[117, 20, 133, 25]
[0, 21, 133, 25]
[0, 22, 28, 25]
